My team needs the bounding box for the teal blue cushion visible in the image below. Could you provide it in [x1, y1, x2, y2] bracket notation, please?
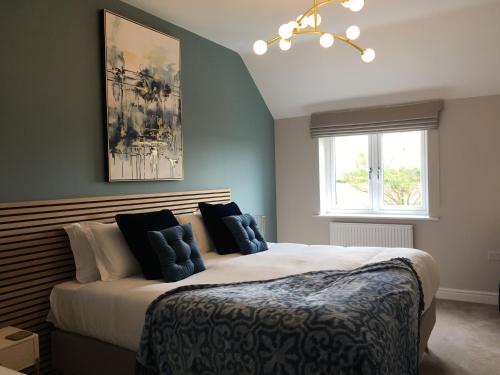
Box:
[147, 224, 205, 282]
[222, 214, 268, 255]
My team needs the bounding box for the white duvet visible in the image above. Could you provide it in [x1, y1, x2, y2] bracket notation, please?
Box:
[48, 243, 439, 352]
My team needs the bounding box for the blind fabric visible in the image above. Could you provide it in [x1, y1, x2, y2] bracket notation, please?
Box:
[310, 100, 444, 138]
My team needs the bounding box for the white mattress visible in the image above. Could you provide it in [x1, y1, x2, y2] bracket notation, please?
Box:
[48, 243, 439, 352]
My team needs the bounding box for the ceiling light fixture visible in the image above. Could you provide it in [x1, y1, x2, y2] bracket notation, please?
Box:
[253, 0, 375, 63]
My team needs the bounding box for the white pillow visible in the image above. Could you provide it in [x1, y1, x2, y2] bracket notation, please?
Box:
[85, 222, 141, 281]
[176, 212, 214, 253]
[64, 223, 100, 283]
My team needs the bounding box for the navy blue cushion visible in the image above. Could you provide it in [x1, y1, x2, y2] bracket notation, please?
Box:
[147, 224, 206, 282]
[199, 202, 242, 254]
[222, 214, 268, 255]
[116, 210, 179, 280]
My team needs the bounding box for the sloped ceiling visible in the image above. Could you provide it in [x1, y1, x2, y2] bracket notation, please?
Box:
[123, 0, 500, 119]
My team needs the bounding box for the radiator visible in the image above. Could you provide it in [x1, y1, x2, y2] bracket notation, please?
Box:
[254, 215, 267, 239]
[329, 223, 414, 248]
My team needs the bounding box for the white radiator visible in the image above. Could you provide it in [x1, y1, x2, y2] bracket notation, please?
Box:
[254, 215, 267, 238]
[329, 223, 414, 248]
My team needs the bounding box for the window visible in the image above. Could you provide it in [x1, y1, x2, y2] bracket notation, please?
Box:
[319, 130, 428, 217]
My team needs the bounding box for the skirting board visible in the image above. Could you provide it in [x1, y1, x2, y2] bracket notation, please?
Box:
[437, 287, 498, 306]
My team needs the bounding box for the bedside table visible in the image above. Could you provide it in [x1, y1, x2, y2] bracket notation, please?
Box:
[0, 327, 39, 375]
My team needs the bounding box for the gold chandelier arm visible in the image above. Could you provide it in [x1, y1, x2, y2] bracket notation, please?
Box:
[332, 34, 365, 54]
[267, 36, 281, 45]
[296, 0, 344, 26]
[266, 30, 365, 54]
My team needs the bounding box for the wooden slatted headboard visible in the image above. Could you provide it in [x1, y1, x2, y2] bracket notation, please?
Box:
[0, 189, 231, 374]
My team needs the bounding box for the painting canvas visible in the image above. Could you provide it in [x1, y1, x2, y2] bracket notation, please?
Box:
[104, 11, 182, 181]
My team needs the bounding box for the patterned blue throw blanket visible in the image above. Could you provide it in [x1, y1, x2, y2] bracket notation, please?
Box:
[136, 258, 423, 375]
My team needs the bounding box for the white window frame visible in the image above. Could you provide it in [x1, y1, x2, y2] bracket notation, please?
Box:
[319, 131, 429, 217]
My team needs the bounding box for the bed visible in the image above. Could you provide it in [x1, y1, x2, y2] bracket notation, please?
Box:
[48, 242, 439, 375]
[1, 189, 439, 374]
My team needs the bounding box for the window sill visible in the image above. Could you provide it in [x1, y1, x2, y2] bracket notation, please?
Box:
[313, 213, 439, 222]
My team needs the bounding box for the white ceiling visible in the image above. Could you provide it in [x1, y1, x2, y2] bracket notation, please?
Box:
[123, 0, 500, 119]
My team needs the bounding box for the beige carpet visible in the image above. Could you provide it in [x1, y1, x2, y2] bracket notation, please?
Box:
[420, 299, 500, 375]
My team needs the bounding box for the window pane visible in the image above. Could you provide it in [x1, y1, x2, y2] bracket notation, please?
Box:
[381, 131, 423, 208]
[334, 135, 370, 209]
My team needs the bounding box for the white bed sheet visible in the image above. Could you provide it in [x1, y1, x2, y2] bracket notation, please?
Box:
[48, 243, 439, 352]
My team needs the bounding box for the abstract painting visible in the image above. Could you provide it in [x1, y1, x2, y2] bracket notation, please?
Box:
[104, 11, 182, 181]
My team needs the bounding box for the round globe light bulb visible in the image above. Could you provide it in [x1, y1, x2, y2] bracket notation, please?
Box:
[279, 23, 293, 39]
[361, 48, 375, 63]
[288, 20, 299, 32]
[253, 40, 268, 55]
[296, 14, 308, 29]
[308, 14, 322, 28]
[349, 0, 365, 12]
[279, 39, 292, 51]
[342, 0, 351, 8]
[346, 25, 361, 40]
[320, 33, 335, 48]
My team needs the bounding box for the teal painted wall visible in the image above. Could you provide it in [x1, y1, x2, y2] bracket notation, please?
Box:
[0, 0, 276, 240]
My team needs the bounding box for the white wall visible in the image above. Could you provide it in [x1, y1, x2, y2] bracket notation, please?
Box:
[275, 95, 500, 295]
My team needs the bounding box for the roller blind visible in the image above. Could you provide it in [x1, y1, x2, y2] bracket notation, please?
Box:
[310, 100, 444, 138]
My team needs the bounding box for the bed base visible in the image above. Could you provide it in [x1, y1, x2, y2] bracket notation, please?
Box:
[52, 298, 436, 375]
